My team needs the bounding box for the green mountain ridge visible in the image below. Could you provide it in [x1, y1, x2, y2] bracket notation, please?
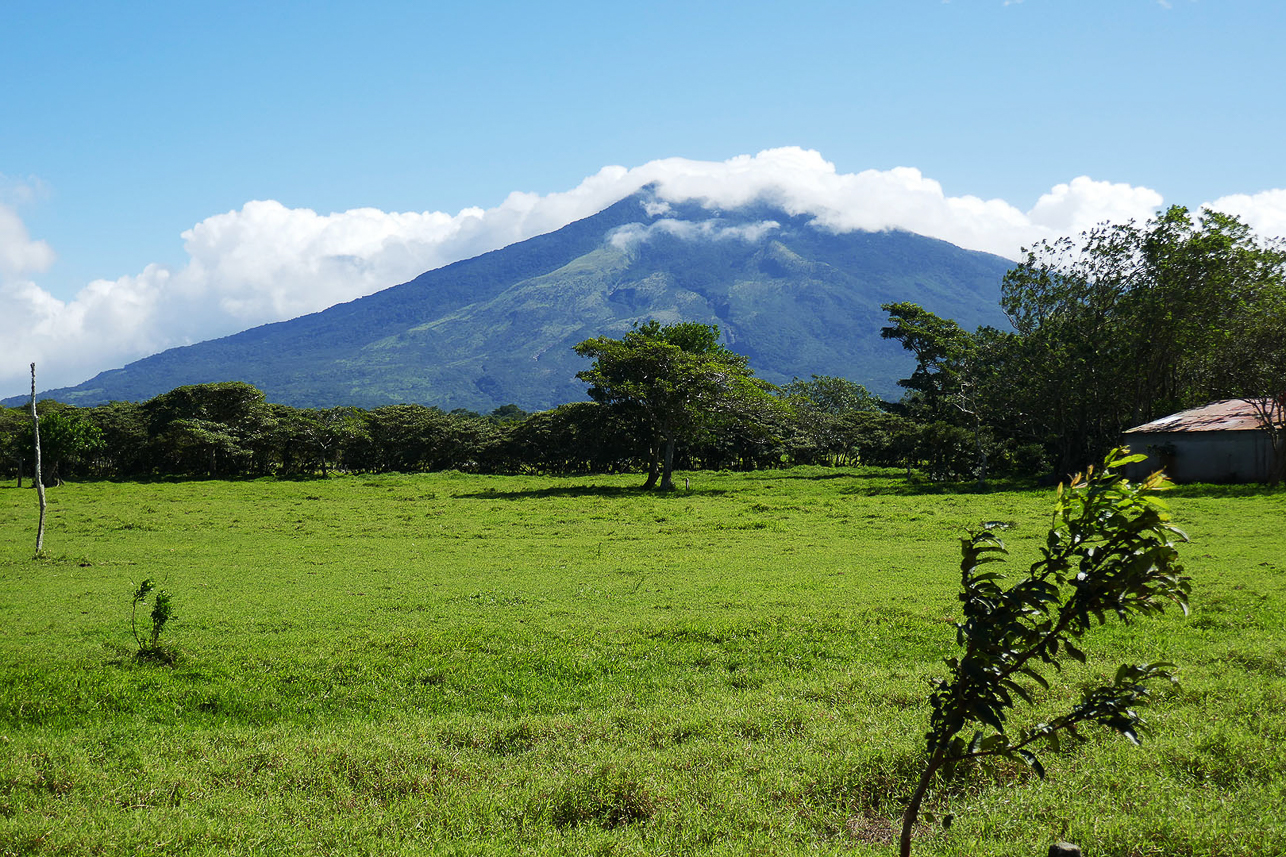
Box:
[12, 192, 1014, 411]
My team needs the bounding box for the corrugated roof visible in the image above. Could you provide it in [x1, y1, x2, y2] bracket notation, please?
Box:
[1125, 399, 1269, 434]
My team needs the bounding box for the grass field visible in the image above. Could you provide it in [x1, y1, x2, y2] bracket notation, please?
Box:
[2, 468, 1284, 856]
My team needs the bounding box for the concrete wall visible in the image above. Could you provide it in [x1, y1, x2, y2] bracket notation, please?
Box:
[1123, 431, 1273, 483]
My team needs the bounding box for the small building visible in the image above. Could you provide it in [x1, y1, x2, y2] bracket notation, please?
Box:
[1123, 399, 1275, 484]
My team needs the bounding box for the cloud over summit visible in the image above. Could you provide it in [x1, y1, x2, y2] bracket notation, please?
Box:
[4, 147, 1285, 395]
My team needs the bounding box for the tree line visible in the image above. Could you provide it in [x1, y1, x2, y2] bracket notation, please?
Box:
[0, 374, 981, 483]
[5, 205, 1283, 486]
[882, 205, 1286, 485]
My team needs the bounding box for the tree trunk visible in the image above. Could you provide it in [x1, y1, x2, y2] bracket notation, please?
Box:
[30, 364, 47, 555]
[16, 456, 22, 488]
[974, 416, 988, 491]
[642, 441, 660, 489]
[1269, 433, 1285, 487]
[659, 437, 676, 491]
[899, 746, 946, 857]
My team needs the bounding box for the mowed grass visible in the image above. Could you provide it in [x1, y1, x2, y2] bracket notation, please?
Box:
[1, 468, 1283, 856]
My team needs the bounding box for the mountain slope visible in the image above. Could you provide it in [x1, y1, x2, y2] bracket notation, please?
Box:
[18, 192, 1015, 410]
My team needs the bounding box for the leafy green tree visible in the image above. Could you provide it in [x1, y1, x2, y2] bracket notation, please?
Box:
[1000, 205, 1286, 476]
[143, 381, 269, 432]
[781, 375, 882, 466]
[84, 401, 149, 478]
[499, 401, 640, 475]
[156, 418, 249, 477]
[782, 375, 881, 416]
[1200, 261, 1286, 484]
[1, 405, 104, 484]
[574, 321, 780, 490]
[285, 406, 368, 476]
[142, 382, 271, 476]
[488, 404, 529, 424]
[32, 410, 104, 484]
[880, 302, 975, 422]
[899, 449, 1190, 856]
[355, 405, 497, 473]
[880, 303, 995, 483]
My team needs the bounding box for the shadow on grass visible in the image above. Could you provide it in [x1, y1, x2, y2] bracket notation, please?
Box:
[1164, 482, 1286, 499]
[454, 484, 728, 500]
[831, 476, 1043, 497]
[758, 467, 1043, 496]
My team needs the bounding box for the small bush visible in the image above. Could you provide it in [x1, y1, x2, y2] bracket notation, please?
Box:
[131, 579, 176, 663]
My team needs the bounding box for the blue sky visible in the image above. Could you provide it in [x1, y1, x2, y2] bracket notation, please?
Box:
[3, 0, 1285, 393]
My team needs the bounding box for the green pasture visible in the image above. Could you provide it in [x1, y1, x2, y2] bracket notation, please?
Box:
[1, 469, 1283, 856]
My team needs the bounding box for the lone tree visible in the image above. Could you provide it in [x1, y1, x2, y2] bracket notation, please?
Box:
[574, 321, 779, 490]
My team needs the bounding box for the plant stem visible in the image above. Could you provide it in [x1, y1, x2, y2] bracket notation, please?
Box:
[900, 745, 945, 857]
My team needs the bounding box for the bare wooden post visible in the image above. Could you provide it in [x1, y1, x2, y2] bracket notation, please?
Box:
[30, 363, 47, 555]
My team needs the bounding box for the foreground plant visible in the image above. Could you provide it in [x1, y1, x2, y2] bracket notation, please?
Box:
[131, 578, 176, 661]
[899, 448, 1190, 856]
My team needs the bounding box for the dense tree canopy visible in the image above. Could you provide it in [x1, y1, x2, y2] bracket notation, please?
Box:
[574, 321, 783, 489]
[999, 205, 1286, 476]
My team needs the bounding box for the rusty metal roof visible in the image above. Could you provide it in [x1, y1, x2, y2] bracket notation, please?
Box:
[1125, 399, 1268, 434]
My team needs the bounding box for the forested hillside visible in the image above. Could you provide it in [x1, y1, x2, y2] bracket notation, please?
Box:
[10, 191, 1013, 411]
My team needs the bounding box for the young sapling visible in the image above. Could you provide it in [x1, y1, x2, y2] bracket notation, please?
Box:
[131, 578, 176, 661]
[899, 448, 1190, 856]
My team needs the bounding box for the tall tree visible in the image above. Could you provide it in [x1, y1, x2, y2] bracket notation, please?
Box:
[574, 321, 779, 490]
[880, 302, 994, 484]
[1000, 206, 1286, 476]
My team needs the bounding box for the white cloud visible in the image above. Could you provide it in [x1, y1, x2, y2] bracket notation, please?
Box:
[1026, 176, 1165, 236]
[1204, 189, 1286, 241]
[608, 218, 781, 250]
[2, 147, 1282, 397]
[0, 202, 55, 280]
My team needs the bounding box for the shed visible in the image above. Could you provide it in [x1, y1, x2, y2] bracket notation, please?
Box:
[1122, 399, 1274, 483]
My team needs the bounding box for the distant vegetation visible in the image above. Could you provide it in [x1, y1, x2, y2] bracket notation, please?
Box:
[0, 371, 1038, 487]
[7, 205, 1281, 489]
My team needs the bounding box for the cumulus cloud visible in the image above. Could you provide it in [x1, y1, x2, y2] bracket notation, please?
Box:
[0, 202, 55, 280]
[1204, 189, 1286, 241]
[4, 147, 1283, 396]
[1026, 177, 1164, 236]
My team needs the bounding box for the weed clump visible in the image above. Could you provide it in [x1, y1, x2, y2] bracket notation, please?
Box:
[131, 579, 177, 664]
